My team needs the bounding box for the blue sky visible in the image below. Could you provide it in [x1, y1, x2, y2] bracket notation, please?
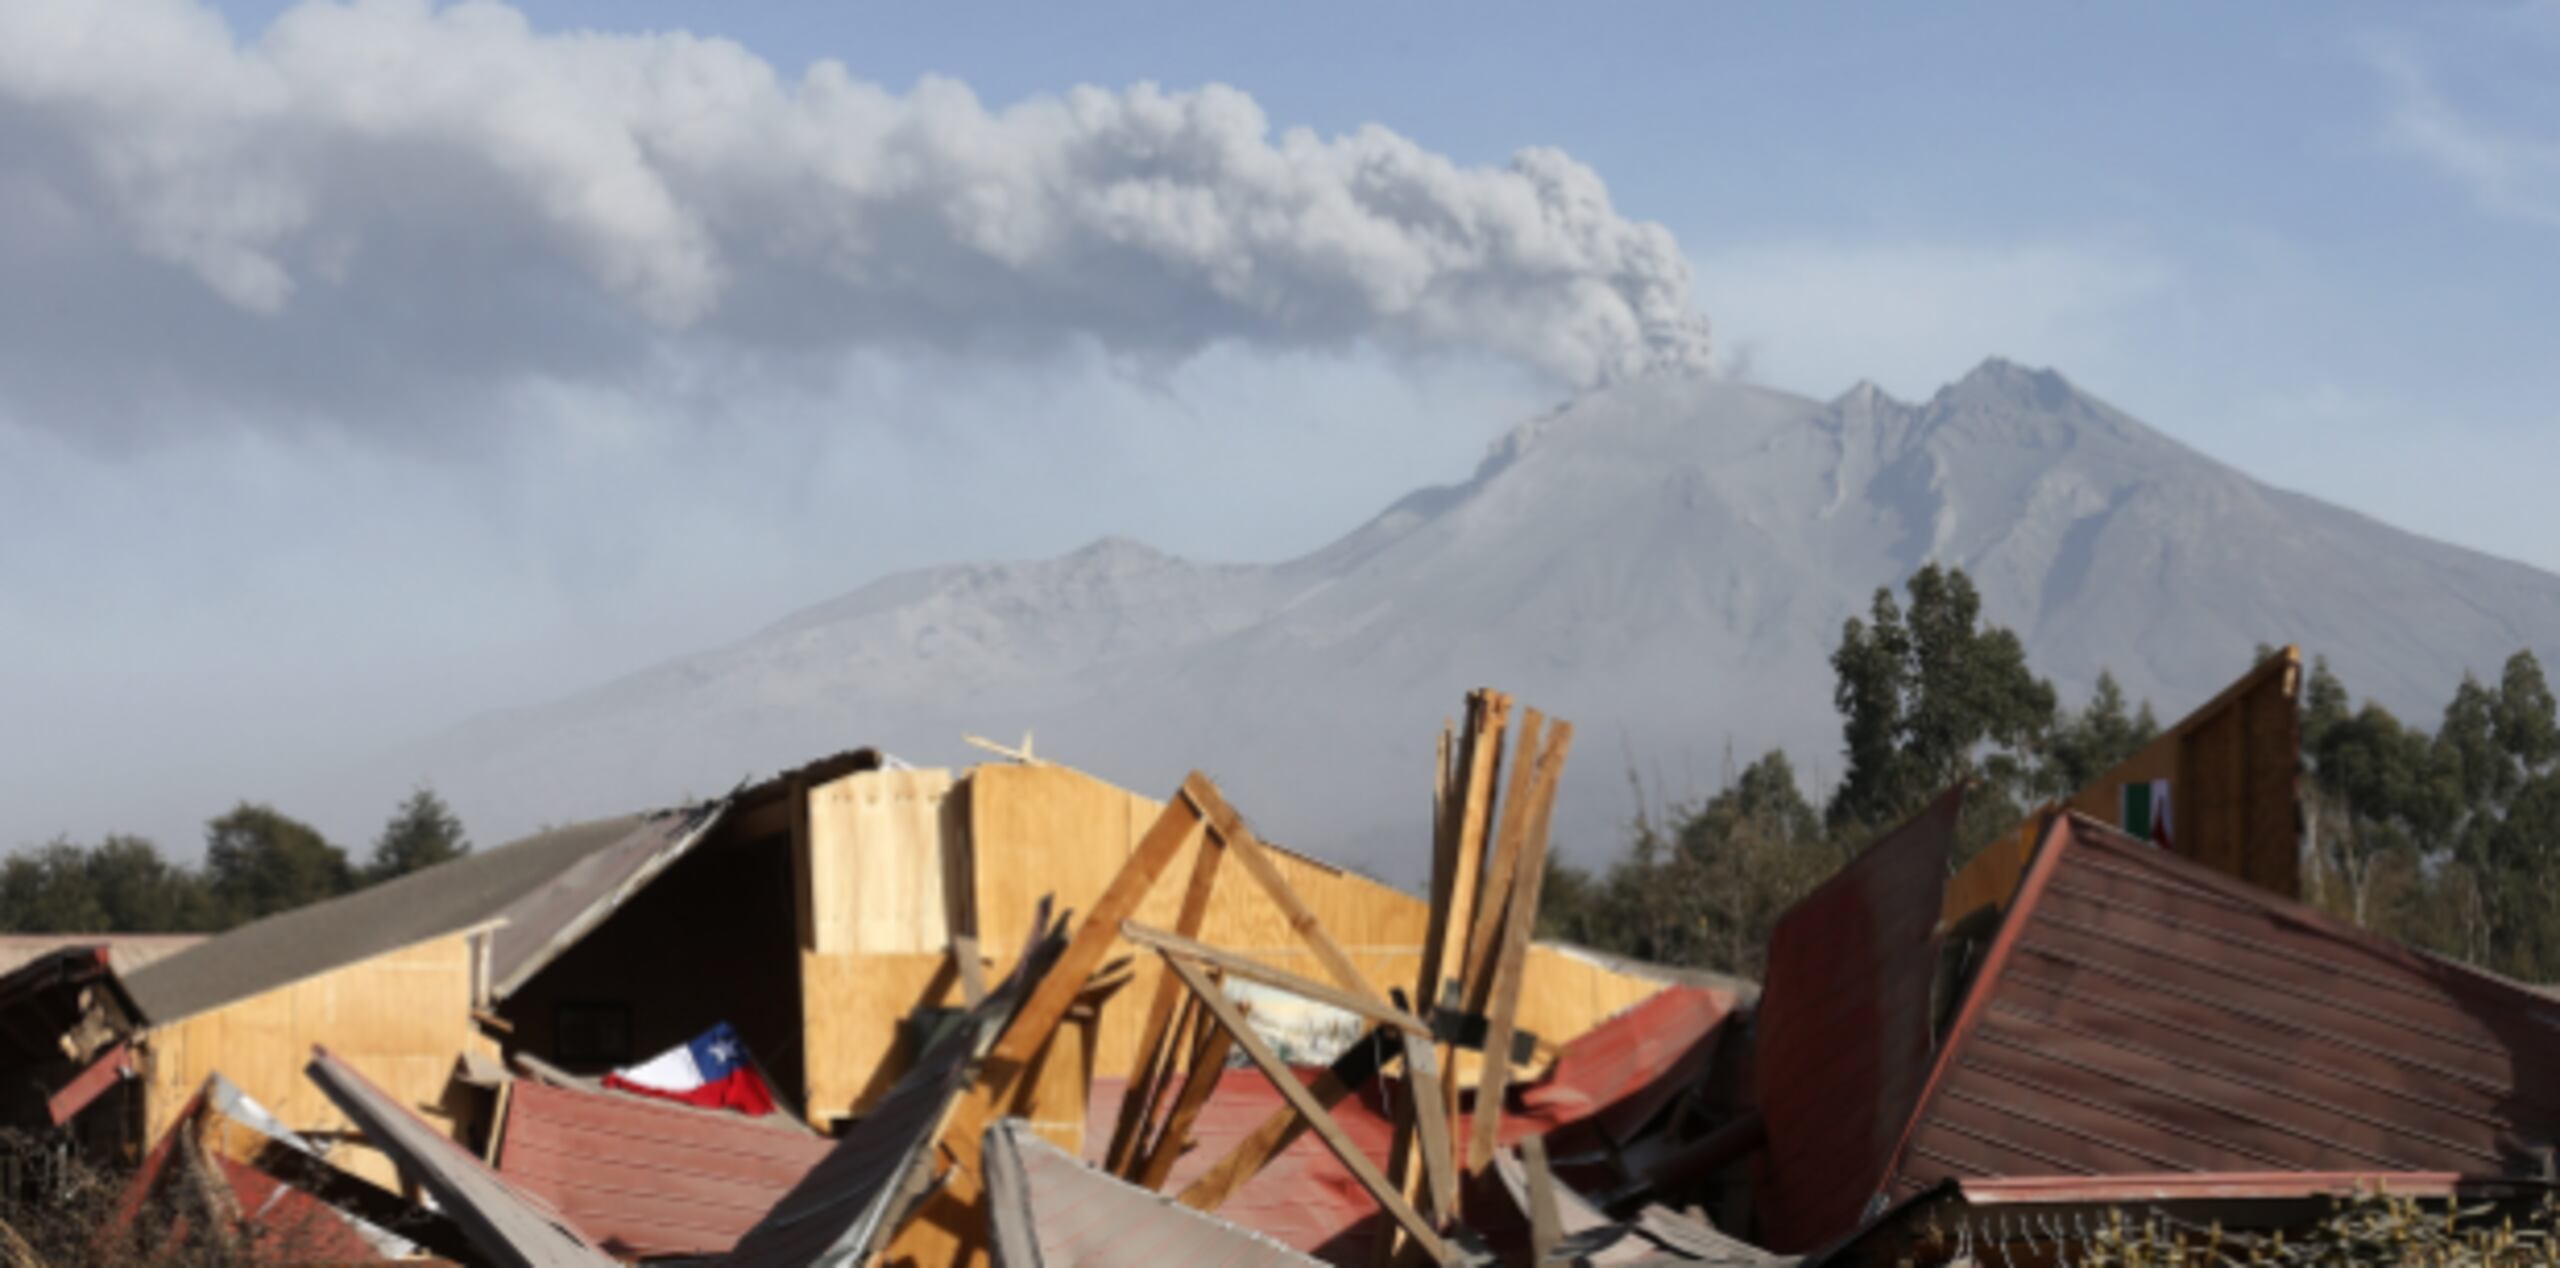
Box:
[3, 0, 2555, 853]
[195, 0, 2557, 566]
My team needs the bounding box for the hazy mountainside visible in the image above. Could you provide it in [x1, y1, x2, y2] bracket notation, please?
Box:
[376, 360, 2560, 882]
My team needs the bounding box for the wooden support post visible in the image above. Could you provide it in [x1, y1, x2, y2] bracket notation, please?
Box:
[1467, 721, 1572, 1172]
[1430, 694, 1511, 1220]
[1160, 954, 1454, 1265]
[1523, 1136, 1562, 1265]
[1461, 709, 1545, 1000]
[1379, 693, 1509, 1265]
[1177, 1024, 1401, 1213]
[1418, 692, 1510, 1017]
[1397, 1023, 1460, 1224]
[1103, 827, 1226, 1173]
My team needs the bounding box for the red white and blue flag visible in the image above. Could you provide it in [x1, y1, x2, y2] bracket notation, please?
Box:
[602, 1022, 778, 1117]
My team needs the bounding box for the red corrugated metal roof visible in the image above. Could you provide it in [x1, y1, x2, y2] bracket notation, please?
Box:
[498, 1079, 830, 1259]
[210, 1153, 389, 1263]
[1750, 787, 1961, 1252]
[1889, 814, 2560, 1207]
[1087, 984, 1739, 1261]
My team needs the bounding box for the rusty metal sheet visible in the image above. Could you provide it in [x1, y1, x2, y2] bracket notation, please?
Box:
[497, 1078, 830, 1259]
[1890, 814, 2560, 1204]
[1749, 786, 1963, 1252]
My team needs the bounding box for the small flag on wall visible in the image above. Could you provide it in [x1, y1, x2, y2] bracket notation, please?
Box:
[2121, 779, 2173, 850]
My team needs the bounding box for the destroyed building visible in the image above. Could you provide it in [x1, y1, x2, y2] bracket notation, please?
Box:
[7, 649, 2559, 1266]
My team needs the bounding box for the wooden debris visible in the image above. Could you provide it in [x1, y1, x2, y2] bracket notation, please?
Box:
[1160, 954, 1455, 1265]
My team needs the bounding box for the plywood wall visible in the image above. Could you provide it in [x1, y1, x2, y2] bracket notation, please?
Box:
[1942, 647, 2302, 925]
[806, 768, 965, 955]
[795, 761, 1674, 1125]
[141, 931, 495, 1190]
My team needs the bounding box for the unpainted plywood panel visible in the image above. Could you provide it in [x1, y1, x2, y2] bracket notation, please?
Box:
[1012, 1009, 1097, 1157]
[799, 949, 957, 1124]
[799, 763, 1676, 1130]
[142, 931, 489, 1191]
[806, 768, 961, 956]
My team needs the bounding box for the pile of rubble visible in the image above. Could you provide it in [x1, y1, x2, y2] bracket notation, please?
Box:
[6, 651, 2558, 1266]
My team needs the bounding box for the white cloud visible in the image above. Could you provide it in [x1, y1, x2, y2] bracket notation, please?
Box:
[0, 0, 1709, 448]
[2367, 37, 2560, 229]
[1694, 240, 2171, 400]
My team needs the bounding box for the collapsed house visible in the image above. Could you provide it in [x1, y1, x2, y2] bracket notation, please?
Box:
[3, 707, 1686, 1259]
[11, 647, 2560, 1267]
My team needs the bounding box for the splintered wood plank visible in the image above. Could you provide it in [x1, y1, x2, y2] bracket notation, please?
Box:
[1397, 1025, 1459, 1224]
[1121, 922, 1429, 1036]
[1424, 691, 1510, 1225]
[1382, 720, 1460, 1258]
[1161, 954, 1453, 1265]
[1183, 778, 1389, 1007]
[892, 785, 1206, 1263]
[1419, 692, 1510, 1016]
[1177, 1023, 1400, 1213]
[1463, 709, 1546, 999]
[1467, 720, 1572, 1171]
[1103, 831, 1228, 1174]
[1133, 996, 1239, 1191]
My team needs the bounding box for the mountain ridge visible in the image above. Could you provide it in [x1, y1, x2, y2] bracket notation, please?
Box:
[376, 360, 2560, 881]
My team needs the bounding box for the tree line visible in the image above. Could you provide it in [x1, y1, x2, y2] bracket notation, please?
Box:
[0, 788, 471, 934]
[1541, 563, 2560, 984]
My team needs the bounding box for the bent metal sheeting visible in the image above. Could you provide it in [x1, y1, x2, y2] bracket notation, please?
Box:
[1890, 813, 2560, 1196]
[1749, 787, 1962, 1253]
[307, 1047, 615, 1268]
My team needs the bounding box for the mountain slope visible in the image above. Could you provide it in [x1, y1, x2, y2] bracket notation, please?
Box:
[382, 361, 2560, 879]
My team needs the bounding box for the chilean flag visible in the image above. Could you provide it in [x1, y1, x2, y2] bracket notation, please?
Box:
[602, 1022, 778, 1117]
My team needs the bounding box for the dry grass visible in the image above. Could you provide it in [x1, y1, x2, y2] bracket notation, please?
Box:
[2069, 1190, 2560, 1267]
[0, 1129, 359, 1268]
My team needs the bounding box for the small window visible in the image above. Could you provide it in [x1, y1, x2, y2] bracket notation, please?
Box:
[555, 1002, 633, 1066]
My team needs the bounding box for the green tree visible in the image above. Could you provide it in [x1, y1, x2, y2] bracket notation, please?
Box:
[204, 804, 349, 923]
[2036, 671, 2160, 799]
[365, 787, 470, 884]
[2495, 650, 2560, 773]
[1663, 750, 1836, 976]
[85, 835, 220, 932]
[1826, 564, 2056, 843]
[0, 841, 109, 933]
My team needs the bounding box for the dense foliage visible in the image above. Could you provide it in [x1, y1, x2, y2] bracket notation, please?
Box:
[1543, 564, 2560, 986]
[0, 786, 470, 934]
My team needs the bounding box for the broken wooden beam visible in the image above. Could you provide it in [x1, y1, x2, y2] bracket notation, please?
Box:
[1159, 953, 1455, 1265]
[1120, 921, 1430, 1037]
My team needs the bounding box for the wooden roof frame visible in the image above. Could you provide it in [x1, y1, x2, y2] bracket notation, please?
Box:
[880, 770, 1470, 1265]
